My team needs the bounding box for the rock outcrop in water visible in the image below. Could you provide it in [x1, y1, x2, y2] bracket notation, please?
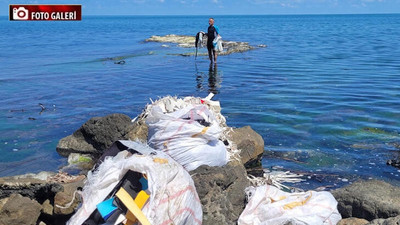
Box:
[227, 126, 265, 169]
[386, 143, 400, 169]
[190, 160, 249, 224]
[333, 180, 400, 225]
[145, 34, 266, 56]
[56, 113, 134, 157]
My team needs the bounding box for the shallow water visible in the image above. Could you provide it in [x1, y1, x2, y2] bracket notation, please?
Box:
[1, 15, 400, 189]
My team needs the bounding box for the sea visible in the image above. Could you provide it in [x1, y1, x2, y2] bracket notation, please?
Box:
[1, 14, 400, 190]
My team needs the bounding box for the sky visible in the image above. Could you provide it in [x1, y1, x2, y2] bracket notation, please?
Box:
[2, 0, 400, 15]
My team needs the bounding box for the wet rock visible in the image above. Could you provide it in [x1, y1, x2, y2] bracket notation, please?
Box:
[56, 135, 96, 157]
[126, 118, 148, 143]
[146, 34, 195, 45]
[0, 193, 42, 225]
[332, 180, 400, 220]
[228, 126, 264, 168]
[39, 200, 56, 225]
[0, 173, 63, 203]
[387, 150, 400, 169]
[61, 153, 95, 174]
[114, 60, 125, 65]
[56, 113, 133, 157]
[41, 199, 53, 216]
[0, 197, 8, 210]
[386, 158, 400, 169]
[190, 160, 249, 225]
[351, 143, 388, 150]
[338, 218, 369, 225]
[67, 153, 93, 165]
[220, 40, 256, 55]
[367, 215, 400, 225]
[9, 171, 56, 181]
[54, 180, 84, 216]
[146, 34, 265, 56]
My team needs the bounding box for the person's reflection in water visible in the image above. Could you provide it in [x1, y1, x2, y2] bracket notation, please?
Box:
[195, 62, 221, 95]
[195, 63, 204, 91]
[208, 62, 220, 94]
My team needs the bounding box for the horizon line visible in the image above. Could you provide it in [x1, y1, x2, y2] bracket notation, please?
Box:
[1, 12, 400, 17]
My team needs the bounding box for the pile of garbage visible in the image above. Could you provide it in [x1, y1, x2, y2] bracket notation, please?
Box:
[64, 94, 341, 225]
[0, 94, 346, 225]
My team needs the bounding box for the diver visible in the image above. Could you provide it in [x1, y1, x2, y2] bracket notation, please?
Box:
[205, 18, 219, 64]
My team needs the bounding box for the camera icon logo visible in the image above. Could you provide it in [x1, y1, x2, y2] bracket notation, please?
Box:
[13, 7, 29, 20]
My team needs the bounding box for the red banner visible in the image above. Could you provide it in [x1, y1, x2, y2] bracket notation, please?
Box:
[9, 5, 81, 21]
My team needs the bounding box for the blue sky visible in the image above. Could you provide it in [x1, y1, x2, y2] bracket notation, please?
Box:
[2, 0, 400, 15]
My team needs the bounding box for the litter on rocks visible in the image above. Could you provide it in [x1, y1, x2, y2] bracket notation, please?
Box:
[67, 141, 202, 225]
[140, 93, 238, 171]
[238, 185, 342, 225]
[65, 94, 342, 225]
[247, 170, 305, 191]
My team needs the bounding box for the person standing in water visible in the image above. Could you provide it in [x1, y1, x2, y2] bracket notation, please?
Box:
[205, 18, 219, 64]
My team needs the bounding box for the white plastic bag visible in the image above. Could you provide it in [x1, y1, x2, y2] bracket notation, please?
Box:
[216, 40, 223, 52]
[238, 185, 342, 225]
[213, 35, 223, 52]
[67, 141, 202, 225]
[146, 102, 229, 171]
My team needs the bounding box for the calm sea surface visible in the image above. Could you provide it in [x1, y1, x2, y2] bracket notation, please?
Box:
[1, 14, 399, 189]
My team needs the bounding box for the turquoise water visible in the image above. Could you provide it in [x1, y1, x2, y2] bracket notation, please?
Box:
[1, 15, 400, 189]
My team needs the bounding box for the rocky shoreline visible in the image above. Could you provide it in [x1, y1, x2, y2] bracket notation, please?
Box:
[145, 34, 267, 56]
[1, 109, 400, 224]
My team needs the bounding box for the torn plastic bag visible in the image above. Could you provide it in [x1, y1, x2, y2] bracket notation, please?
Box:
[82, 169, 148, 225]
[213, 35, 223, 52]
[67, 141, 202, 225]
[146, 103, 229, 171]
[238, 185, 342, 225]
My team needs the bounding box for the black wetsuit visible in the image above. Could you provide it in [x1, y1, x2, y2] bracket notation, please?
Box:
[207, 25, 218, 50]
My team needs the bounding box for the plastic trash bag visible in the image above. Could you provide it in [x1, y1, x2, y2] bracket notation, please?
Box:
[67, 141, 202, 225]
[195, 31, 205, 48]
[213, 35, 223, 52]
[238, 185, 342, 225]
[145, 98, 229, 171]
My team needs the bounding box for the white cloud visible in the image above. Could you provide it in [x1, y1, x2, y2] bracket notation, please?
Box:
[281, 3, 295, 7]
